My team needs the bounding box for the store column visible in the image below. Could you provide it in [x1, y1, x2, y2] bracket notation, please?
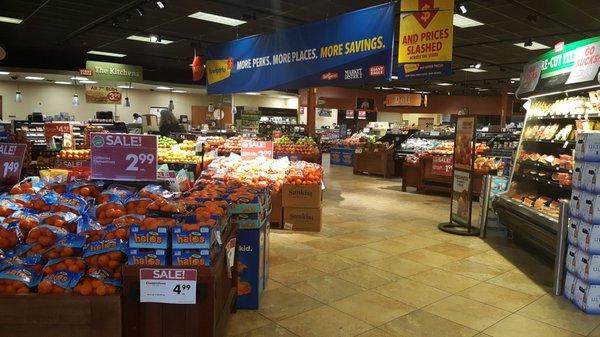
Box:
[307, 88, 316, 136]
[499, 85, 509, 128]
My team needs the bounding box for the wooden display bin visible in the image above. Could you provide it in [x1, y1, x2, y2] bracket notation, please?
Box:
[402, 160, 422, 192]
[353, 145, 395, 178]
[122, 227, 237, 337]
[0, 294, 121, 337]
[421, 156, 452, 194]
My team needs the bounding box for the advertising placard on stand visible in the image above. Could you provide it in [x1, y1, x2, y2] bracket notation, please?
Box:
[91, 133, 158, 181]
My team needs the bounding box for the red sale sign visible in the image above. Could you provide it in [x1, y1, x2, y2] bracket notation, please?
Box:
[241, 140, 273, 160]
[91, 133, 157, 181]
[44, 123, 73, 149]
[432, 155, 453, 176]
[0, 143, 26, 187]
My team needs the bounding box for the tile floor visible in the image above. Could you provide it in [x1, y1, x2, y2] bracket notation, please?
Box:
[226, 158, 600, 337]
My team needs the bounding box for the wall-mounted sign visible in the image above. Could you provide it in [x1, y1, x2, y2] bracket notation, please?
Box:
[356, 97, 375, 110]
[86, 60, 143, 82]
[85, 85, 122, 104]
[385, 93, 422, 107]
[357, 110, 367, 119]
[398, 0, 454, 80]
[205, 3, 395, 94]
[345, 110, 354, 119]
[79, 68, 93, 76]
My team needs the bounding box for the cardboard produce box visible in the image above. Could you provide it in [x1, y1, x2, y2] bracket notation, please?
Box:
[283, 207, 322, 232]
[282, 183, 322, 208]
[269, 189, 283, 225]
[236, 223, 266, 309]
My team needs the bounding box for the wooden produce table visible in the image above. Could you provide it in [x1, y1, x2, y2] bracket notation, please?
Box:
[421, 156, 452, 194]
[353, 145, 395, 178]
[122, 226, 238, 337]
[402, 161, 422, 192]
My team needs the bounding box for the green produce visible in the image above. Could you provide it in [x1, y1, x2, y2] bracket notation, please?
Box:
[274, 135, 294, 145]
[158, 136, 177, 148]
[296, 136, 317, 147]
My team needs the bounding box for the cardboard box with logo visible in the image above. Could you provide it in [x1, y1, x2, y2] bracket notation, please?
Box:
[283, 206, 322, 232]
[282, 183, 323, 232]
[282, 183, 322, 208]
[236, 223, 266, 309]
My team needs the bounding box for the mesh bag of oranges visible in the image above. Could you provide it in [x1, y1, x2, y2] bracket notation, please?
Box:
[74, 269, 121, 296]
[39, 211, 79, 233]
[49, 193, 88, 216]
[139, 184, 174, 201]
[9, 190, 58, 211]
[77, 216, 105, 243]
[67, 180, 104, 199]
[42, 256, 87, 275]
[124, 197, 152, 215]
[96, 184, 137, 204]
[0, 265, 41, 294]
[25, 225, 69, 256]
[10, 177, 44, 195]
[0, 199, 20, 217]
[38, 270, 83, 294]
[83, 239, 127, 279]
[0, 222, 23, 251]
[0, 254, 45, 274]
[94, 197, 126, 226]
[147, 198, 187, 215]
[106, 214, 144, 242]
[41, 183, 68, 194]
[4, 210, 41, 236]
[42, 233, 86, 260]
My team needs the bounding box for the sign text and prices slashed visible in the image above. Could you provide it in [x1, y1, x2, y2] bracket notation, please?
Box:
[0, 143, 26, 186]
[139, 268, 197, 304]
[241, 140, 273, 160]
[90, 133, 157, 181]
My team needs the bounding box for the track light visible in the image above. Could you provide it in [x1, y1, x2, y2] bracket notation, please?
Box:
[155, 1, 165, 9]
[135, 7, 144, 16]
[149, 34, 158, 43]
[474, 62, 482, 69]
[524, 38, 533, 47]
[72, 94, 80, 106]
[459, 2, 468, 14]
[15, 91, 22, 103]
[124, 97, 130, 107]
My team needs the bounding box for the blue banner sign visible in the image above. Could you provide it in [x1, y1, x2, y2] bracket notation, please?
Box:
[205, 3, 395, 94]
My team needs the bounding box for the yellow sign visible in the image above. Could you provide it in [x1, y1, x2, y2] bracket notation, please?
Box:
[398, 0, 454, 79]
[206, 59, 232, 84]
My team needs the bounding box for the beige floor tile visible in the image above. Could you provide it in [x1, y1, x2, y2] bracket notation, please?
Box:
[265, 279, 284, 292]
[298, 253, 359, 273]
[364, 239, 419, 255]
[416, 229, 459, 242]
[318, 224, 358, 236]
[330, 290, 415, 325]
[465, 251, 517, 272]
[375, 278, 450, 308]
[335, 231, 388, 245]
[291, 275, 364, 303]
[268, 262, 325, 285]
[423, 295, 510, 331]
[517, 294, 600, 335]
[381, 310, 478, 337]
[440, 259, 506, 281]
[427, 242, 483, 259]
[409, 268, 480, 293]
[269, 243, 326, 261]
[367, 256, 432, 277]
[458, 282, 539, 312]
[226, 310, 272, 336]
[449, 236, 495, 251]
[356, 329, 396, 337]
[258, 287, 322, 321]
[486, 270, 549, 296]
[334, 265, 399, 289]
[302, 237, 355, 252]
[484, 314, 582, 337]
[400, 248, 460, 267]
[334, 246, 391, 263]
[268, 253, 294, 267]
[390, 234, 443, 252]
[231, 323, 299, 337]
[278, 306, 373, 337]
[474, 334, 493, 337]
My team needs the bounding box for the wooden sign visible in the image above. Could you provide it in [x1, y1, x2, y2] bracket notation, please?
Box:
[385, 93, 422, 107]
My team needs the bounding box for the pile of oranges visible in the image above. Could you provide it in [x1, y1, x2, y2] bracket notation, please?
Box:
[0, 225, 18, 250]
[42, 258, 86, 275]
[74, 276, 118, 296]
[95, 202, 126, 226]
[57, 149, 90, 161]
[125, 198, 151, 215]
[85, 251, 124, 279]
[0, 279, 31, 294]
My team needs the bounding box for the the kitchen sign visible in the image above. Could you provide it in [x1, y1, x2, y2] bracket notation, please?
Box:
[91, 133, 157, 181]
[139, 268, 197, 304]
[85, 60, 143, 82]
[0, 143, 26, 187]
[241, 140, 273, 160]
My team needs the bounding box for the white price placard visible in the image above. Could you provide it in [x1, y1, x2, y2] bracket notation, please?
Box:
[139, 268, 197, 304]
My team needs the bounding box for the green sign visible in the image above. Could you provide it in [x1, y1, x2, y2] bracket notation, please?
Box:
[529, 36, 600, 79]
[86, 60, 143, 82]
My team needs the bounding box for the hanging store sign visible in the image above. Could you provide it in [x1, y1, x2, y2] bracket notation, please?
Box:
[385, 93, 423, 107]
[345, 110, 355, 119]
[0, 143, 26, 187]
[91, 133, 157, 181]
[357, 110, 367, 120]
[517, 36, 600, 97]
[85, 60, 143, 82]
[85, 85, 122, 104]
[205, 3, 395, 94]
[398, 0, 454, 80]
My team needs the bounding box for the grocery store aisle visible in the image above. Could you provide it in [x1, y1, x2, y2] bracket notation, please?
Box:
[226, 156, 600, 337]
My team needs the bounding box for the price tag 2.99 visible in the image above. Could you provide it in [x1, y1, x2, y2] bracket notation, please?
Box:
[91, 133, 158, 181]
[139, 268, 197, 304]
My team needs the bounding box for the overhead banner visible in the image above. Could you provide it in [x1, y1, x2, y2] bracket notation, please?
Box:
[517, 36, 600, 97]
[85, 60, 143, 82]
[85, 85, 122, 104]
[205, 3, 395, 94]
[398, 0, 454, 80]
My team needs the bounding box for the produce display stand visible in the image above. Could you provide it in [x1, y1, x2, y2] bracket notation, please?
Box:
[329, 146, 355, 166]
[402, 156, 484, 196]
[122, 226, 238, 337]
[401, 160, 421, 192]
[353, 144, 394, 178]
[0, 294, 121, 337]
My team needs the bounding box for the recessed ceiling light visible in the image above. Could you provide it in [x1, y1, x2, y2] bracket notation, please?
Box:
[395, 87, 412, 90]
[436, 82, 453, 86]
[79, 80, 97, 84]
[25, 76, 44, 80]
[156, 86, 172, 90]
[453, 14, 483, 28]
[459, 2, 468, 14]
[244, 92, 261, 95]
[460, 68, 488, 73]
[70, 76, 88, 81]
[54, 81, 72, 85]
[510, 77, 520, 81]
[188, 11, 246, 26]
[514, 41, 550, 50]
[379, 87, 393, 90]
[390, 75, 398, 80]
[0, 16, 23, 24]
[118, 85, 133, 89]
[172, 90, 187, 93]
[474, 62, 482, 69]
[88, 50, 126, 58]
[127, 35, 173, 44]
[0, 71, 9, 75]
[155, 1, 165, 9]
[476, 88, 490, 91]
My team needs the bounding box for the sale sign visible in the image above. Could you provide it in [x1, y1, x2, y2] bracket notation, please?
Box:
[140, 268, 197, 304]
[44, 123, 73, 149]
[91, 133, 157, 181]
[0, 143, 26, 187]
[432, 155, 452, 176]
[85, 85, 122, 104]
[241, 140, 273, 160]
[55, 159, 90, 169]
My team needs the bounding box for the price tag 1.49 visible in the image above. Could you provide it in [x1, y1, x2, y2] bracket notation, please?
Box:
[139, 268, 197, 304]
[0, 143, 26, 187]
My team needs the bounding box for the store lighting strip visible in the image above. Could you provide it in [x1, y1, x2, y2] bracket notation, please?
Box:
[25, 76, 44, 80]
[118, 85, 133, 89]
[172, 90, 187, 93]
[0, 16, 23, 24]
[0, 71, 9, 75]
[244, 92, 261, 95]
[54, 81, 71, 85]
[127, 35, 173, 44]
[88, 50, 127, 58]
[188, 11, 246, 26]
[453, 14, 483, 28]
[460, 68, 487, 73]
[514, 41, 550, 50]
[156, 86, 172, 90]
[79, 80, 97, 84]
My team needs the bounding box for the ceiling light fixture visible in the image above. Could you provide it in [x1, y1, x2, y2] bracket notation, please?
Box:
[475, 62, 482, 69]
[118, 85, 132, 89]
[172, 90, 187, 93]
[380, 87, 393, 90]
[436, 82, 453, 86]
[72, 94, 80, 106]
[155, 1, 165, 9]
[453, 14, 483, 28]
[156, 86, 172, 90]
[124, 97, 130, 107]
[460, 68, 488, 73]
[243, 92, 261, 95]
[514, 40, 549, 50]
[70, 76, 88, 81]
[188, 11, 246, 26]
[390, 75, 398, 80]
[127, 35, 173, 44]
[459, 1, 468, 14]
[15, 91, 22, 103]
[135, 7, 144, 16]
[0, 71, 9, 75]
[25, 76, 44, 80]
[510, 77, 520, 81]
[395, 87, 412, 90]
[79, 80, 97, 84]
[88, 50, 126, 58]
[168, 100, 175, 110]
[55, 81, 71, 85]
[0, 16, 23, 24]
[524, 38, 533, 47]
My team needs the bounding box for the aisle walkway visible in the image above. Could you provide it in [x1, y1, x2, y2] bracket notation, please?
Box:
[227, 158, 600, 337]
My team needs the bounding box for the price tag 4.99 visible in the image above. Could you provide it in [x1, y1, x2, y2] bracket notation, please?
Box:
[139, 268, 197, 304]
